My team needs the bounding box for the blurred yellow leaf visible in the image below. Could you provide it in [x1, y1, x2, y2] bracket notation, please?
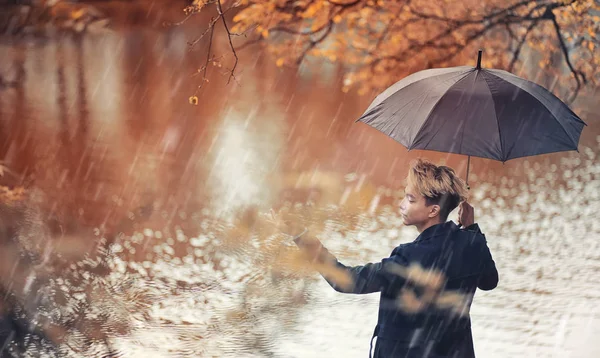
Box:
[303, 3, 320, 18]
[276, 58, 285, 67]
[398, 288, 423, 313]
[71, 9, 85, 20]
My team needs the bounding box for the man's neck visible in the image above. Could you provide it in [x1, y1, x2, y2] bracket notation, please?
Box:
[416, 219, 443, 233]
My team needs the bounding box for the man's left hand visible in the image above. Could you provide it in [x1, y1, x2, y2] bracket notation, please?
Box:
[458, 201, 474, 228]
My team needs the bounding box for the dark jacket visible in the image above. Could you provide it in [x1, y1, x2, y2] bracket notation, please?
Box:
[313, 221, 498, 358]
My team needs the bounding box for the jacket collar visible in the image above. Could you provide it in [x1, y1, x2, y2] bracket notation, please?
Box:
[413, 221, 459, 243]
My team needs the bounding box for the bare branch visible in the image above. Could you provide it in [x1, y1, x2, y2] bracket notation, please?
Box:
[229, 24, 259, 37]
[505, 23, 518, 42]
[297, 20, 335, 65]
[188, 16, 220, 48]
[194, 19, 216, 95]
[373, 2, 409, 51]
[164, 12, 195, 27]
[185, 0, 243, 97]
[548, 7, 586, 103]
[270, 20, 336, 36]
[327, 0, 362, 6]
[216, 0, 239, 85]
[508, 19, 538, 72]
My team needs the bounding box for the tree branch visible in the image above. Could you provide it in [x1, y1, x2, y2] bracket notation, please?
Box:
[269, 23, 331, 36]
[504, 23, 518, 42]
[296, 20, 335, 65]
[366, 1, 582, 79]
[409, 0, 541, 25]
[216, 0, 238, 85]
[508, 19, 538, 72]
[193, 18, 215, 95]
[183, 0, 591, 98]
[188, 15, 220, 48]
[327, 0, 362, 7]
[186, 0, 242, 99]
[548, 7, 586, 103]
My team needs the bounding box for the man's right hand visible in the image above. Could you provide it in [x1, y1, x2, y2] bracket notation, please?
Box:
[458, 201, 474, 228]
[269, 208, 307, 238]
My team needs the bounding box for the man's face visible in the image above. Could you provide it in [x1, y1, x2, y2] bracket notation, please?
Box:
[399, 183, 436, 227]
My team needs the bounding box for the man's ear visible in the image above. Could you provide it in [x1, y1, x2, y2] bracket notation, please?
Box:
[428, 205, 441, 218]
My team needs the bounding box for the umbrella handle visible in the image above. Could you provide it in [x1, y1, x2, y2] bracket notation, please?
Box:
[465, 155, 471, 190]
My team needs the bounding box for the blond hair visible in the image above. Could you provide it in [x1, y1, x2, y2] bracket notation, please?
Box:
[407, 159, 468, 221]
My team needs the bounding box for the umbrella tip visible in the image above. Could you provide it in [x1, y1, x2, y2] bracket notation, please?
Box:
[476, 49, 483, 70]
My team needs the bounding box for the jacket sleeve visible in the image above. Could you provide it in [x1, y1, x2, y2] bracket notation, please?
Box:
[325, 256, 407, 294]
[294, 234, 407, 294]
[466, 224, 499, 291]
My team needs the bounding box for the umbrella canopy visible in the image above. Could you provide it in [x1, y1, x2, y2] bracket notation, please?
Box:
[357, 51, 586, 168]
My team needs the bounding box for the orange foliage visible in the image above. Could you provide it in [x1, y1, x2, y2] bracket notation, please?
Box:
[189, 0, 599, 99]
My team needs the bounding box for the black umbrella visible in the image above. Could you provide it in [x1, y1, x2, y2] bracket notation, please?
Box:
[356, 50, 586, 186]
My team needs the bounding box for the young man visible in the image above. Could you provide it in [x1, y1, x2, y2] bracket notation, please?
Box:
[280, 159, 498, 358]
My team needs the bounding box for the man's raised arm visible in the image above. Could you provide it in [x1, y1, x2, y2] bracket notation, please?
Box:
[293, 234, 403, 294]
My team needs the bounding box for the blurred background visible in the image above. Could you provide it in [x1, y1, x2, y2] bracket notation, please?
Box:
[0, 0, 599, 357]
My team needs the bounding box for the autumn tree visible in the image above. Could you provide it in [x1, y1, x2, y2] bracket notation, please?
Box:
[185, 0, 599, 103]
